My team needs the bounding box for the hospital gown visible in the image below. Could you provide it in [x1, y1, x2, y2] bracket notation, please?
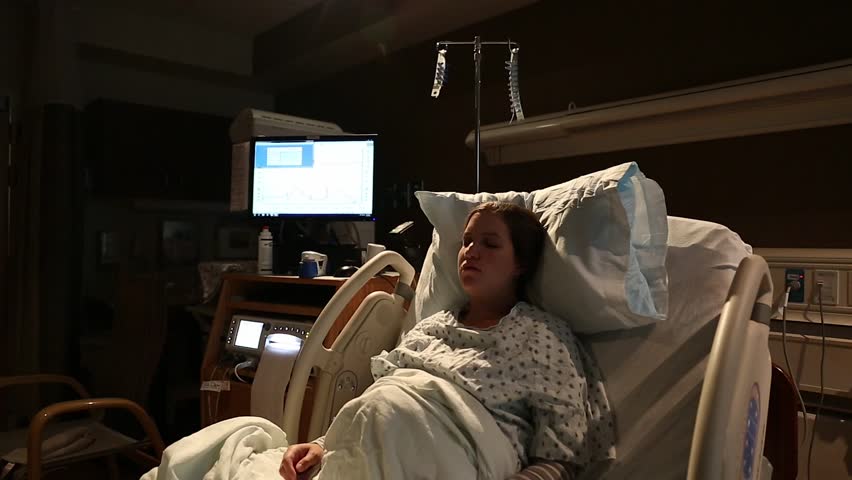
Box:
[368, 301, 616, 474]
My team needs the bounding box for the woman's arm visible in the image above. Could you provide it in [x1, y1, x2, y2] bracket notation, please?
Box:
[521, 312, 615, 476]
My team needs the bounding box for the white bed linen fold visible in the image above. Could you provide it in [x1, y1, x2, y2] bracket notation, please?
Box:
[141, 369, 517, 480]
[317, 368, 518, 480]
[140, 416, 287, 480]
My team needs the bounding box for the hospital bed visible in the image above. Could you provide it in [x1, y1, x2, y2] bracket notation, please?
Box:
[279, 216, 783, 480]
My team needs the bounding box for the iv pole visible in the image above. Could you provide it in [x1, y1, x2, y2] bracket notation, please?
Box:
[433, 37, 521, 193]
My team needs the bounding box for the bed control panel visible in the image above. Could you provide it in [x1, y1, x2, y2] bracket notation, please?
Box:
[225, 314, 313, 357]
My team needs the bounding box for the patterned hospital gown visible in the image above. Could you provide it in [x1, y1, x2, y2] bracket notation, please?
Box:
[370, 301, 616, 473]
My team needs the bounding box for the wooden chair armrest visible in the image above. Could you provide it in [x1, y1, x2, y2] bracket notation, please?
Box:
[27, 397, 165, 479]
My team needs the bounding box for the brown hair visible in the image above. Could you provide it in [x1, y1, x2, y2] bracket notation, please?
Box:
[464, 202, 546, 300]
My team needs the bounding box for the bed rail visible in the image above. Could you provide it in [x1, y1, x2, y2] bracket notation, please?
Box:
[282, 251, 416, 441]
[688, 254, 774, 480]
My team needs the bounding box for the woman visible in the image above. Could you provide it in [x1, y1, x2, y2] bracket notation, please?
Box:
[281, 202, 615, 479]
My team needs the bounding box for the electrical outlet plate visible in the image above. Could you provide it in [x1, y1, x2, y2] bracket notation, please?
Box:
[785, 268, 805, 303]
[814, 269, 840, 305]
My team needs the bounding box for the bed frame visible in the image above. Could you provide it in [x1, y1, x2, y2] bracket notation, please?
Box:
[280, 251, 796, 479]
[687, 254, 774, 479]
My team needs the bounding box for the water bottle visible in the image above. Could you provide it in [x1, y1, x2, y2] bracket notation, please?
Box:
[258, 226, 274, 275]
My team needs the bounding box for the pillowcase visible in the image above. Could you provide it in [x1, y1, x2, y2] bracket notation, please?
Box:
[414, 162, 668, 334]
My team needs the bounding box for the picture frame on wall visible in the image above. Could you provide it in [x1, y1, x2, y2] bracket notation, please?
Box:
[97, 230, 121, 266]
[161, 220, 199, 266]
[216, 225, 257, 259]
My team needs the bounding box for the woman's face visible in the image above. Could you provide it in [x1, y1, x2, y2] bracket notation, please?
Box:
[458, 211, 520, 300]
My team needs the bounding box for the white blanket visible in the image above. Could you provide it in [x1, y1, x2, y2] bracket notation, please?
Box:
[142, 369, 518, 480]
[141, 416, 288, 480]
[317, 368, 518, 480]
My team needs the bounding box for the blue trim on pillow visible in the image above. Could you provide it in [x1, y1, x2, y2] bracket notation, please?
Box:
[616, 164, 668, 319]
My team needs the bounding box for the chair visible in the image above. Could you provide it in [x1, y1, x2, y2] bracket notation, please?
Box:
[0, 374, 164, 479]
[1, 273, 168, 479]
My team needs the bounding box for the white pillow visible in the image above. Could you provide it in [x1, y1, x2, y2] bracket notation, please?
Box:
[414, 162, 669, 334]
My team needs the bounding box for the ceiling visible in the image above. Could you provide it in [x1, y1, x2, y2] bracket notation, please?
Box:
[70, 0, 540, 90]
[72, 0, 324, 36]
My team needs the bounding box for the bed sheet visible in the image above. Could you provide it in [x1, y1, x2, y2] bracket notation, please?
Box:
[581, 216, 752, 479]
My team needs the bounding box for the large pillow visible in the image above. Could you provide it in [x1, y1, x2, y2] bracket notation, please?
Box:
[414, 162, 668, 334]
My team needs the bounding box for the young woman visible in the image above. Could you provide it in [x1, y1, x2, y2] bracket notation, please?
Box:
[281, 202, 615, 479]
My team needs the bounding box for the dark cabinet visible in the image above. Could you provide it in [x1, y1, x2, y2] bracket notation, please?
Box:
[84, 99, 231, 201]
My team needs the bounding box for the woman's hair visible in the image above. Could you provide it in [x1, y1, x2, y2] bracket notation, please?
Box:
[465, 202, 546, 300]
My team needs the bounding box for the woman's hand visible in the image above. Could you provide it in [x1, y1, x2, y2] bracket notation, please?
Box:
[279, 442, 324, 480]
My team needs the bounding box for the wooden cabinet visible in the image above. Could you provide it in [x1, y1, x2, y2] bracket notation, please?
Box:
[84, 99, 231, 201]
[200, 273, 396, 442]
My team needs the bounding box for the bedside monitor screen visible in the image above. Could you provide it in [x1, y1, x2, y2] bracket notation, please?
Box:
[252, 136, 375, 217]
[234, 319, 264, 350]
